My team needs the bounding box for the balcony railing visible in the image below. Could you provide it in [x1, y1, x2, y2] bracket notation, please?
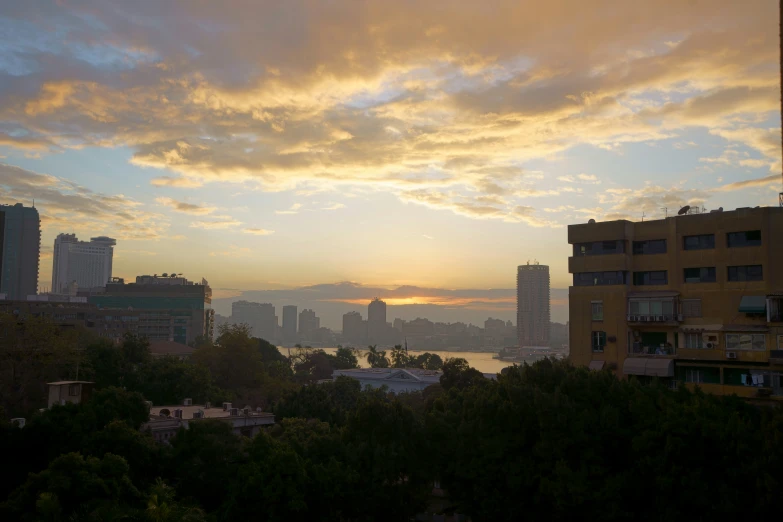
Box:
[628, 342, 676, 356]
[627, 314, 680, 323]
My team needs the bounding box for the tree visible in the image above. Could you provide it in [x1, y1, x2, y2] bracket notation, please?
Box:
[1, 452, 141, 521]
[390, 345, 412, 368]
[0, 314, 80, 417]
[168, 420, 244, 512]
[256, 337, 287, 364]
[365, 345, 389, 368]
[85, 421, 167, 489]
[411, 352, 443, 371]
[121, 333, 151, 365]
[439, 357, 485, 390]
[333, 346, 360, 369]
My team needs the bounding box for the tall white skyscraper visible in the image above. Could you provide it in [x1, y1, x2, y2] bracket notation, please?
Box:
[51, 234, 116, 293]
[517, 262, 550, 347]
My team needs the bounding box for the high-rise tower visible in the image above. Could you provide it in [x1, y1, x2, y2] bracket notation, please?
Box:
[517, 262, 550, 347]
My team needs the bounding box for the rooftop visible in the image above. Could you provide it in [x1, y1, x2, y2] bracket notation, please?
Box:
[150, 403, 274, 420]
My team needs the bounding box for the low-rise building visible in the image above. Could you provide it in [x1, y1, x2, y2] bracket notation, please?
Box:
[142, 400, 275, 442]
[333, 368, 498, 393]
[149, 340, 195, 359]
[47, 381, 94, 409]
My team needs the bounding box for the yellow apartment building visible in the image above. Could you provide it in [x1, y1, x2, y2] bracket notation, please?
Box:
[568, 206, 783, 402]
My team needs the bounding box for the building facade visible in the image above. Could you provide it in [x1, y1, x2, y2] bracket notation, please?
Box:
[298, 308, 319, 339]
[0, 203, 40, 300]
[568, 206, 783, 401]
[282, 305, 297, 341]
[367, 298, 387, 343]
[86, 275, 213, 345]
[52, 234, 116, 293]
[517, 263, 550, 347]
[342, 311, 366, 345]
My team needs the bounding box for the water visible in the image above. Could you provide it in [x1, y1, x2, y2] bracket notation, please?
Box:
[277, 346, 515, 374]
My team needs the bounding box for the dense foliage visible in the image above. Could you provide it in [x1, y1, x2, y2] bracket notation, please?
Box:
[3, 315, 783, 520]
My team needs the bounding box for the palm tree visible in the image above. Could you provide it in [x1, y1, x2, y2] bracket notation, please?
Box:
[365, 344, 389, 368]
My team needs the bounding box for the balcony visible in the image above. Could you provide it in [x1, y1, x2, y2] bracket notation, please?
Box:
[628, 341, 676, 356]
[627, 314, 680, 324]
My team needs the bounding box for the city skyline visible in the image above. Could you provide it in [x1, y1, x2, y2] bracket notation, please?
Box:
[0, 1, 781, 294]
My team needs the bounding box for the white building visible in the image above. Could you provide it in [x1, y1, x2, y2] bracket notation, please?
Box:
[333, 368, 500, 393]
[142, 401, 275, 442]
[52, 234, 116, 294]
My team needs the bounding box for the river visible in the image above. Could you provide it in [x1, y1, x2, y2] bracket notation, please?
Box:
[276, 346, 515, 374]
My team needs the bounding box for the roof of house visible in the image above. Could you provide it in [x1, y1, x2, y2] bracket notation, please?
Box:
[149, 340, 194, 356]
[149, 403, 274, 420]
[333, 368, 443, 383]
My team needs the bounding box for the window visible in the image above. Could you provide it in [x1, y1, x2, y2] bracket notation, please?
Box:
[684, 267, 716, 283]
[68, 384, 80, 396]
[727, 265, 763, 282]
[778, 335, 783, 350]
[727, 230, 761, 248]
[629, 299, 674, 317]
[633, 271, 668, 286]
[681, 300, 702, 318]
[632, 239, 667, 255]
[574, 271, 628, 286]
[574, 240, 625, 256]
[685, 369, 705, 383]
[684, 333, 703, 349]
[591, 301, 604, 321]
[683, 234, 715, 250]
[725, 333, 766, 351]
[592, 331, 607, 352]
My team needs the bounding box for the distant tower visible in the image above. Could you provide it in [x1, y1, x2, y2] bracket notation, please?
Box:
[52, 234, 116, 293]
[517, 263, 550, 347]
[367, 298, 387, 343]
[0, 203, 40, 299]
[282, 305, 298, 341]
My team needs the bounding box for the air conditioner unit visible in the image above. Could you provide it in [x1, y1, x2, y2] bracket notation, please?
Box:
[183, 398, 192, 406]
[656, 316, 665, 322]
[726, 351, 737, 359]
[223, 402, 232, 411]
[243, 408, 250, 416]
[706, 342, 716, 349]
[173, 409, 183, 419]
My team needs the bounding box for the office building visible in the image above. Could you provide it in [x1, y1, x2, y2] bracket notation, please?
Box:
[299, 308, 320, 338]
[51, 234, 116, 293]
[568, 206, 783, 401]
[368, 298, 387, 343]
[231, 300, 275, 340]
[517, 263, 550, 347]
[86, 275, 213, 345]
[282, 305, 297, 341]
[342, 311, 366, 345]
[0, 203, 40, 300]
[402, 318, 435, 338]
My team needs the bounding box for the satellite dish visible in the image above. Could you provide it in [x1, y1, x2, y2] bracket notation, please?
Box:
[588, 219, 596, 224]
[677, 205, 690, 216]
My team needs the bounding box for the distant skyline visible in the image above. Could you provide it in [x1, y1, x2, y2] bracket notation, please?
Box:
[211, 282, 569, 331]
[1, 1, 781, 294]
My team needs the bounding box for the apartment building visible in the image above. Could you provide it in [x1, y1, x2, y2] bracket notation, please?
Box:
[568, 206, 783, 402]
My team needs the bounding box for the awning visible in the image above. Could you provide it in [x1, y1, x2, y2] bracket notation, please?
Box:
[588, 361, 605, 371]
[680, 324, 722, 332]
[739, 296, 766, 314]
[622, 358, 674, 377]
[723, 324, 769, 333]
[645, 359, 674, 377]
[623, 358, 648, 376]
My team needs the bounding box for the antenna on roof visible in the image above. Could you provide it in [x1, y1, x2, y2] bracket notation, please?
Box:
[661, 207, 667, 218]
[677, 205, 690, 216]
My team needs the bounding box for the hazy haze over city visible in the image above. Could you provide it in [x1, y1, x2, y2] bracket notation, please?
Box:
[0, 0, 780, 299]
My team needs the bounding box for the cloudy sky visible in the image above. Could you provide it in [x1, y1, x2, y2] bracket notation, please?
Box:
[0, 0, 780, 313]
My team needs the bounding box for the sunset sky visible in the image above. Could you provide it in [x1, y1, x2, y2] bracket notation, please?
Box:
[0, 0, 781, 309]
